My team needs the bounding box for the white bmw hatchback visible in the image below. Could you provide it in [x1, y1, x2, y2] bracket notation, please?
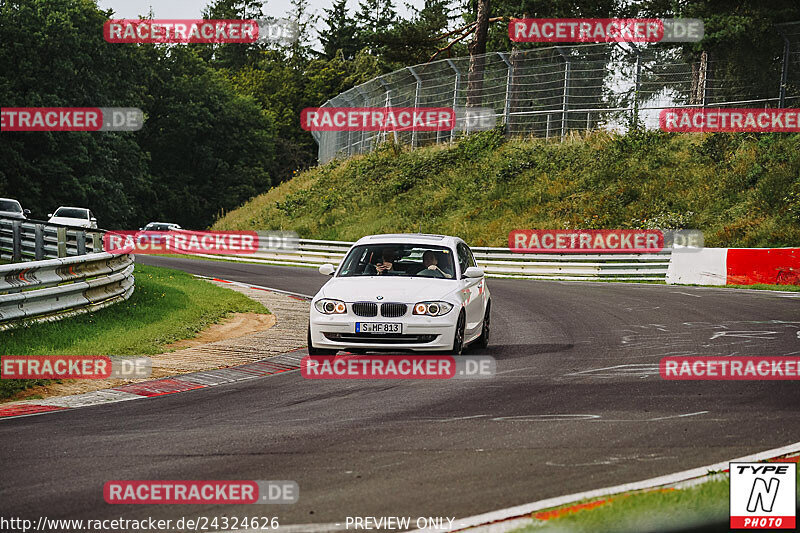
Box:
[308, 234, 491, 355]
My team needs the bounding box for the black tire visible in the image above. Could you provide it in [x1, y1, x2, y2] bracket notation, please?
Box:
[450, 311, 466, 355]
[474, 302, 491, 349]
[308, 327, 337, 355]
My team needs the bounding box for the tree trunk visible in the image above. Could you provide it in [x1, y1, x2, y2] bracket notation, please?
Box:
[466, 0, 489, 107]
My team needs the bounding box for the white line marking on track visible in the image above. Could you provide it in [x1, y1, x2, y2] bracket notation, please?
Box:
[672, 291, 702, 297]
[646, 410, 709, 421]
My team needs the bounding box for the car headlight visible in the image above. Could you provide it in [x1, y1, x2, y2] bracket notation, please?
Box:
[412, 301, 453, 316]
[314, 299, 347, 314]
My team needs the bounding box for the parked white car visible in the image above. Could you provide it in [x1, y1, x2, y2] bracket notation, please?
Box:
[140, 222, 183, 231]
[0, 198, 30, 220]
[47, 207, 97, 228]
[309, 234, 491, 355]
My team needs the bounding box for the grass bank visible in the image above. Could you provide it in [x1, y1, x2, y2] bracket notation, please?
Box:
[213, 129, 800, 248]
[513, 465, 800, 532]
[0, 264, 268, 399]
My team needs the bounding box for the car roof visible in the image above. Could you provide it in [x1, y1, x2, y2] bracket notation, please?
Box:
[0, 198, 21, 204]
[353, 233, 463, 247]
[55, 206, 89, 212]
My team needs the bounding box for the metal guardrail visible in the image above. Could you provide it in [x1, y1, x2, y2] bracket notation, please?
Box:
[0, 217, 135, 330]
[0, 252, 135, 330]
[198, 238, 672, 281]
[0, 217, 105, 261]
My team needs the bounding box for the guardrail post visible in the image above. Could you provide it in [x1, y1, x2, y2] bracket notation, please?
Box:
[11, 220, 22, 262]
[57, 227, 67, 258]
[34, 224, 45, 260]
[77, 231, 86, 255]
[92, 232, 103, 252]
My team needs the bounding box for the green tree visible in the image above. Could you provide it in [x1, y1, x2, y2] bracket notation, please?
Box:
[355, 0, 397, 54]
[319, 0, 360, 60]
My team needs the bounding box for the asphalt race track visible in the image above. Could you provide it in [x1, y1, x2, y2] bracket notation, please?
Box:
[2, 255, 800, 529]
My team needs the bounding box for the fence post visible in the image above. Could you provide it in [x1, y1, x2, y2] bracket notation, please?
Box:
[498, 52, 513, 135]
[34, 224, 44, 260]
[699, 50, 709, 107]
[354, 85, 368, 153]
[586, 112, 591, 132]
[377, 78, 398, 145]
[632, 48, 642, 128]
[57, 227, 67, 258]
[407, 66, 422, 147]
[780, 36, 790, 108]
[556, 47, 570, 140]
[446, 59, 461, 143]
[11, 220, 21, 262]
[92, 232, 103, 253]
[546, 113, 551, 139]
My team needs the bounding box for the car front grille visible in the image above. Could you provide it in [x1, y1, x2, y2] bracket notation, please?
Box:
[323, 333, 438, 344]
[352, 302, 378, 317]
[380, 303, 407, 317]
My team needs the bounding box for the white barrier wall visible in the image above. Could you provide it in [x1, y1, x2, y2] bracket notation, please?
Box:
[666, 248, 727, 285]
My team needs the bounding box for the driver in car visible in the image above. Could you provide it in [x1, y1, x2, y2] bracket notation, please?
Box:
[418, 250, 453, 278]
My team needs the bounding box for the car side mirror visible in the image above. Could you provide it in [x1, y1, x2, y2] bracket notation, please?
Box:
[23, 209, 31, 216]
[47, 213, 53, 218]
[319, 264, 336, 276]
[463, 266, 484, 278]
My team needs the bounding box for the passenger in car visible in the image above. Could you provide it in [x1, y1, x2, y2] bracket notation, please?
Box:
[374, 248, 398, 275]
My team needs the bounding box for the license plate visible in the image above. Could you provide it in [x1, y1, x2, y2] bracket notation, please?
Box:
[356, 322, 402, 334]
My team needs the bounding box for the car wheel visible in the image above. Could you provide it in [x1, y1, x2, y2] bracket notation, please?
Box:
[475, 302, 490, 349]
[308, 327, 336, 355]
[450, 311, 466, 355]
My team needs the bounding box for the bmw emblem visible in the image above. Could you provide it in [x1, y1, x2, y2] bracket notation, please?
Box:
[376, 296, 384, 300]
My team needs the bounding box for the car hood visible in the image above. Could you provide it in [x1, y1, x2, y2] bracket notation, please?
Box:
[320, 276, 458, 303]
[49, 217, 90, 227]
[0, 210, 24, 219]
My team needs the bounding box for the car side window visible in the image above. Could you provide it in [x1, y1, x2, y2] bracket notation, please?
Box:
[456, 243, 469, 277]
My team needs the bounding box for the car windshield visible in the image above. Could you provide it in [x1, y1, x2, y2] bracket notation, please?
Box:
[54, 208, 88, 219]
[0, 200, 22, 212]
[337, 244, 456, 279]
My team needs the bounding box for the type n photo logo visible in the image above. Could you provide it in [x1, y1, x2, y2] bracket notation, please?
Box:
[730, 462, 796, 529]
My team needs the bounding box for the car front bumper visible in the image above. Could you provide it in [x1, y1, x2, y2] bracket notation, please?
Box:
[309, 311, 457, 352]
